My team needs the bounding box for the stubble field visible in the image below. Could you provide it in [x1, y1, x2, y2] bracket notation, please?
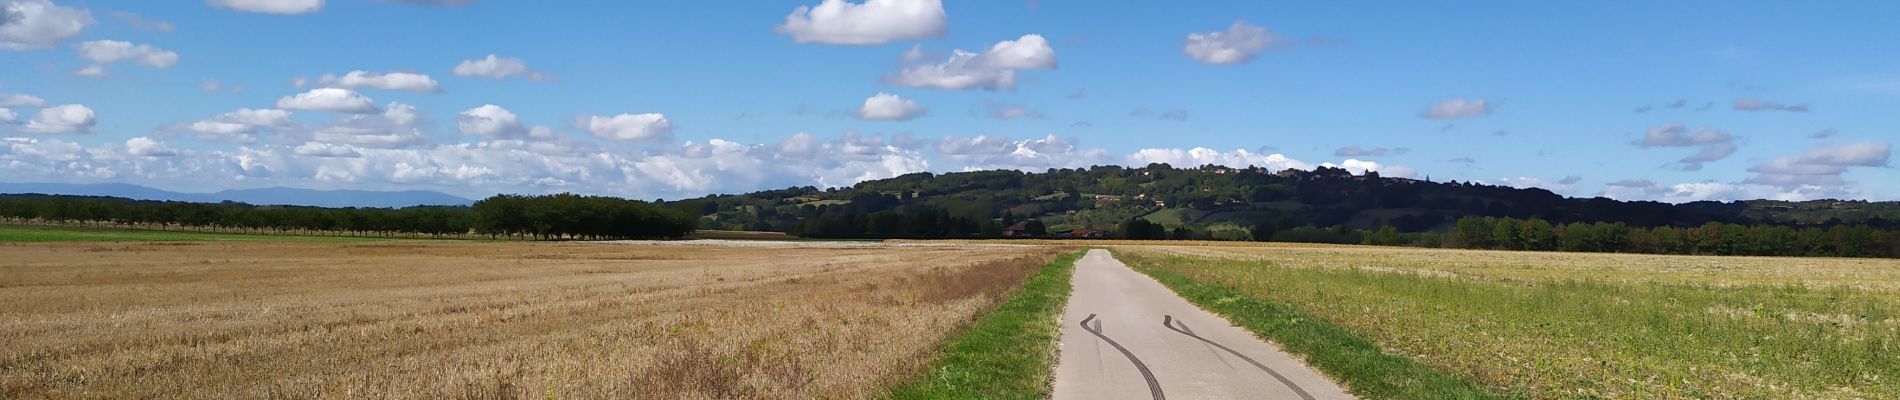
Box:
[0, 240, 1061, 399]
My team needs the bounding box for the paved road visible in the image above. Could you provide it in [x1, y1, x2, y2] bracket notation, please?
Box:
[1053, 249, 1355, 400]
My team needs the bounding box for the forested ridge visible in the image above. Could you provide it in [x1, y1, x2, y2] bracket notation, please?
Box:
[665, 163, 1900, 257]
[0, 193, 694, 240]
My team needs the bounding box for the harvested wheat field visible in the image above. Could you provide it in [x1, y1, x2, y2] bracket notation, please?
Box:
[0, 240, 1062, 399]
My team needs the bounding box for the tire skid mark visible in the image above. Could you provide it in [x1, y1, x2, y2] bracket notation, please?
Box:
[1081, 313, 1164, 400]
[1163, 315, 1315, 400]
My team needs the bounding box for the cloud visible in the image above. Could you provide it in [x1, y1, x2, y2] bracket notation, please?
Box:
[124, 137, 178, 157]
[1600, 180, 1857, 203]
[456, 104, 554, 140]
[982, 102, 1042, 120]
[291, 142, 361, 158]
[1599, 142, 1900, 202]
[199, 78, 244, 93]
[1747, 142, 1890, 181]
[0, 108, 17, 124]
[581, 113, 673, 141]
[22, 103, 93, 134]
[276, 88, 378, 113]
[1446, 157, 1476, 165]
[1809, 129, 1837, 139]
[1633, 123, 1737, 170]
[935, 134, 1107, 171]
[1183, 20, 1281, 65]
[1130, 107, 1190, 121]
[1126, 147, 1312, 172]
[1421, 98, 1492, 119]
[775, 0, 945, 45]
[1333, 146, 1406, 157]
[208, 0, 323, 15]
[0, 90, 46, 107]
[855, 92, 925, 121]
[109, 11, 172, 32]
[882, 34, 1057, 91]
[72, 40, 178, 76]
[318, 71, 440, 93]
[1, 0, 92, 50]
[305, 102, 427, 148]
[379, 0, 474, 5]
[1733, 98, 1808, 112]
[451, 54, 548, 80]
[1325, 159, 1417, 178]
[185, 108, 293, 143]
[1558, 175, 1583, 185]
[1495, 176, 1568, 191]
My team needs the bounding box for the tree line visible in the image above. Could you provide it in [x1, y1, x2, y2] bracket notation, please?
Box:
[1419, 216, 1898, 258]
[0, 193, 694, 240]
[470, 194, 694, 240]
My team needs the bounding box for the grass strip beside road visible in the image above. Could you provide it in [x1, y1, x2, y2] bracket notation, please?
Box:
[1116, 250, 1511, 400]
[887, 250, 1084, 400]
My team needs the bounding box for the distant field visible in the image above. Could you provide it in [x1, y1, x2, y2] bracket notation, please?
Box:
[0, 224, 395, 243]
[0, 241, 1059, 398]
[1117, 245, 1900, 399]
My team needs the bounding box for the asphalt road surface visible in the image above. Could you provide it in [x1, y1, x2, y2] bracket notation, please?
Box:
[1053, 249, 1355, 400]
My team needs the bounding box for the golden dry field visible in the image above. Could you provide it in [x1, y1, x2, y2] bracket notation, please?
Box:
[0, 240, 1061, 399]
[1116, 243, 1900, 399]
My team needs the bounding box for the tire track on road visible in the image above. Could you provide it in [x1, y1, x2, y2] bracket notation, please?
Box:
[1164, 315, 1315, 400]
[1080, 313, 1164, 400]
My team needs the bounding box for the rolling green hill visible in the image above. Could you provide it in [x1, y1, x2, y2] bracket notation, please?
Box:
[667, 164, 1900, 240]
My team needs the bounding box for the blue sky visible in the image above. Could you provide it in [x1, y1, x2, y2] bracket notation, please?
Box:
[1, 0, 1895, 201]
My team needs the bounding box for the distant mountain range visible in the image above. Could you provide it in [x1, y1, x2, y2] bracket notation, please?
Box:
[0, 182, 474, 208]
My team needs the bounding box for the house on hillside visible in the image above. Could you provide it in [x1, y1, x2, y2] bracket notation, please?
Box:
[1063, 229, 1105, 238]
[1002, 225, 1029, 236]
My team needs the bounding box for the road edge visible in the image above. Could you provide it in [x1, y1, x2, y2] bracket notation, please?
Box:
[1113, 249, 1515, 400]
[885, 249, 1085, 400]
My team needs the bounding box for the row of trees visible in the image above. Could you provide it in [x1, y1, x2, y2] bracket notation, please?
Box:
[0, 193, 695, 240]
[0, 194, 471, 236]
[1426, 216, 1897, 258]
[469, 194, 695, 240]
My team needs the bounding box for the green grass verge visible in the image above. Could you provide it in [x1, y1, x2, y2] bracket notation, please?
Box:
[1116, 250, 1512, 400]
[0, 224, 399, 243]
[886, 250, 1084, 400]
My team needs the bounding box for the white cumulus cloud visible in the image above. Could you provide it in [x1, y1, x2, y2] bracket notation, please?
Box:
[1, 0, 93, 51]
[856, 92, 925, 121]
[581, 113, 673, 141]
[883, 34, 1057, 91]
[125, 137, 178, 157]
[276, 88, 378, 113]
[1183, 20, 1279, 65]
[318, 71, 440, 93]
[775, 0, 945, 45]
[451, 54, 547, 80]
[23, 103, 92, 134]
[72, 40, 178, 76]
[186, 108, 294, 143]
